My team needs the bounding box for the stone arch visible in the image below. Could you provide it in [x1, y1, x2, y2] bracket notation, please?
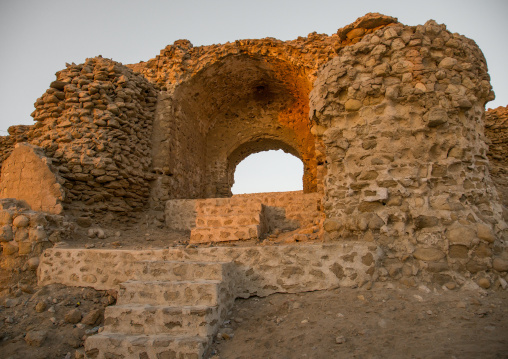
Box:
[151, 53, 319, 201]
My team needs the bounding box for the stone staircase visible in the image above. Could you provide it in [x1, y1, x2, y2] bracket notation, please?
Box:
[84, 260, 236, 359]
[190, 197, 267, 243]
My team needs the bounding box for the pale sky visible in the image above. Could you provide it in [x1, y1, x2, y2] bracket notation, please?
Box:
[1, 0, 506, 194]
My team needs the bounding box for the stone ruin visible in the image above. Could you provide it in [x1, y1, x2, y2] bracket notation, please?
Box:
[0, 13, 507, 358]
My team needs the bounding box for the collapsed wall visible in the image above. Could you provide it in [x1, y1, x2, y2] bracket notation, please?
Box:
[485, 106, 508, 211]
[0, 57, 158, 217]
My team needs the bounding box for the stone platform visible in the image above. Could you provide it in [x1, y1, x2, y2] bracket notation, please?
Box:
[165, 191, 325, 243]
[38, 243, 378, 297]
[38, 243, 378, 358]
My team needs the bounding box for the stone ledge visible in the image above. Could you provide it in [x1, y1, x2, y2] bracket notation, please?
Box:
[38, 242, 378, 298]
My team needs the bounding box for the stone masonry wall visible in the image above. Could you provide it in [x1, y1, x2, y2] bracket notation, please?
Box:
[485, 106, 508, 212]
[2, 57, 158, 217]
[129, 13, 400, 202]
[0, 198, 72, 278]
[310, 19, 508, 287]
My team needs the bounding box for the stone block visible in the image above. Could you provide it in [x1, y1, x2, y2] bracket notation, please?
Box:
[105, 304, 219, 337]
[117, 280, 226, 307]
[493, 258, 508, 272]
[447, 226, 476, 247]
[12, 215, 29, 228]
[0, 225, 13, 242]
[477, 223, 496, 243]
[413, 248, 445, 261]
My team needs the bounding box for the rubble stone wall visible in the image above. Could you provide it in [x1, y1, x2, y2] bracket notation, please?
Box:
[0, 198, 72, 274]
[1, 57, 158, 216]
[0, 13, 506, 286]
[485, 106, 508, 211]
[310, 19, 508, 286]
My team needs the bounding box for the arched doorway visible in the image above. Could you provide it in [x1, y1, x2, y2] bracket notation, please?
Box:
[150, 53, 320, 204]
[231, 149, 304, 195]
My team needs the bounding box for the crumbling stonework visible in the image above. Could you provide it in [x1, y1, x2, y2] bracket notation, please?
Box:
[485, 106, 508, 211]
[1, 12, 507, 359]
[1, 57, 158, 215]
[0, 13, 506, 289]
[0, 198, 71, 273]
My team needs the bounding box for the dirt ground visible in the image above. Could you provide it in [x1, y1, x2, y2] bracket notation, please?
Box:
[1, 219, 507, 359]
[210, 285, 508, 359]
[1, 282, 507, 359]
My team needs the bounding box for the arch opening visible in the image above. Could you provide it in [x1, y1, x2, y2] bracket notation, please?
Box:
[231, 149, 304, 195]
[151, 53, 320, 203]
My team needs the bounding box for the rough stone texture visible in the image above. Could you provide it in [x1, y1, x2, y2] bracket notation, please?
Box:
[1, 57, 158, 215]
[0, 198, 71, 272]
[165, 199, 197, 231]
[38, 243, 378, 297]
[165, 191, 324, 243]
[309, 18, 507, 283]
[0, 13, 505, 287]
[485, 106, 508, 212]
[0, 143, 64, 214]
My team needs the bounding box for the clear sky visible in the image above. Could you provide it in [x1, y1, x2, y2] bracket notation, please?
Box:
[0, 0, 506, 193]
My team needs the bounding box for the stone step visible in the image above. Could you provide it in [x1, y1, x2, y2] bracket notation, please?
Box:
[117, 280, 229, 307]
[190, 224, 260, 243]
[126, 260, 232, 282]
[195, 198, 262, 216]
[196, 213, 261, 227]
[84, 332, 207, 359]
[104, 304, 221, 337]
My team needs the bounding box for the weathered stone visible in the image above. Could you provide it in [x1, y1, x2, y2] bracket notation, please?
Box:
[0, 210, 12, 225]
[12, 215, 29, 228]
[50, 80, 67, 90]
[493, 258, 508, 272]
[345, 99, 362, 111]
[65, 308, 82, 324]
[1, 241, 18, 255]
[18, 241, 33, 255]
[35, 301, 47, 313]
[466, 260, 488, 274]
[0, 225, 13, 242]
[438, 57, 457, 69]
[477, 278, 490, 289]
[27, 256, 40, 270]
[29, 227, 47, 242]
[476, 223, 495, 243]
[413, 248, 445, 262]
[25, 330, 47, 347]
[0, 144, 64, 214]
[414, 216, 439, 229]
[323, 219, 341, 232]
[81, 309, 102, 326]
[447, 227, 476, 247]
[427, 108, 448, 127]
[448, 245, 469, 259]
